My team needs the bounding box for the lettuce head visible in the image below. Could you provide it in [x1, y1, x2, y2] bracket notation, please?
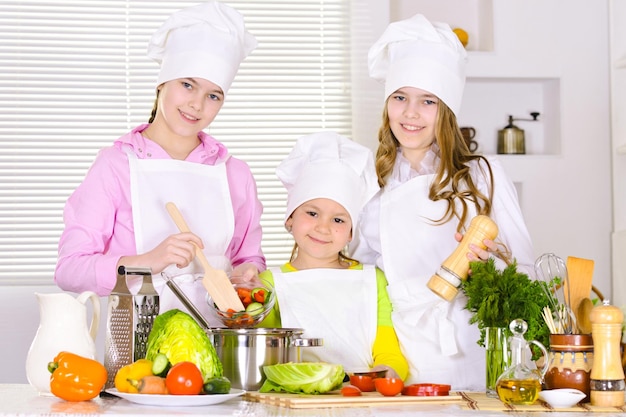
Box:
[145, 309, 222, 380]
[260, 362, 345, 394]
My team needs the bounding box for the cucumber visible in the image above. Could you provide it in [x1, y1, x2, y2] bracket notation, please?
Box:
[203, 376, 231, 394]
[245, 302, 263, 315]
[151, 353, 171, 377]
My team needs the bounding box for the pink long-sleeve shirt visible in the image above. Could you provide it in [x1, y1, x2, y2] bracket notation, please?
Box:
[55, 124, 265, 296]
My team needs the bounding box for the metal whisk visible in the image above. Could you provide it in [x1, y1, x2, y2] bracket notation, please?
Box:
[534, 253, 576, 334]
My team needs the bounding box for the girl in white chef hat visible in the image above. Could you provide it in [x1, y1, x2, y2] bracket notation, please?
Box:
[350, 14, 535, 390]
[55, 2, 265, 322]
[259, 131, 408, 381]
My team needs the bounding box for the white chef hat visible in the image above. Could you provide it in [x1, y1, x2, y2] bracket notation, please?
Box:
[368, 14, 467, 115]
[147, 1, 257, 94]
[277, 132, 379, 229]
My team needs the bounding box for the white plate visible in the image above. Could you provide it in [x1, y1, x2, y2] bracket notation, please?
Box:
[105, 388, 245, 407]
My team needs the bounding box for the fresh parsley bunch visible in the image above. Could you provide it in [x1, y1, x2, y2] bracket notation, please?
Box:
[461, 258, 553, 359]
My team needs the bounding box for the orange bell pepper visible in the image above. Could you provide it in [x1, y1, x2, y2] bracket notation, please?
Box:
[48, 351, 108, 402]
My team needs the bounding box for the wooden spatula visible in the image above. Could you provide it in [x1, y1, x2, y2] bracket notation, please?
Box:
[165, 202, 244, 312]
[565, 256, 595, 331]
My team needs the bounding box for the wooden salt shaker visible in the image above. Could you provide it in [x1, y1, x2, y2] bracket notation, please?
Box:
[427, 215, 498, 301]
[590, 300, 625, 407]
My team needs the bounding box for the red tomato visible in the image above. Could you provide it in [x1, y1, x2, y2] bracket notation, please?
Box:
[349, 375, 375, 392]
[165, 362, 204, 395]
[340, 385, 362, 397]
[402, 383, 451, 396]
[374, 377, 404, 397]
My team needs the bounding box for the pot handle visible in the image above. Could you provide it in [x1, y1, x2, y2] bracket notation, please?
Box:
[293, 338, 323, 347]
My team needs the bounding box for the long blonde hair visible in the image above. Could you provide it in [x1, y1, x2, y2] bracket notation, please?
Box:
[375, 99, 494, 233]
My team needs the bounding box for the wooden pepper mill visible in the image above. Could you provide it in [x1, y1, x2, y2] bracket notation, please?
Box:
[427, 215, 498, 301]
[589, 300, 625, 407]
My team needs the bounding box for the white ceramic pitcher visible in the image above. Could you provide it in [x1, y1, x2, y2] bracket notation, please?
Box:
[25, 291, 100, 395]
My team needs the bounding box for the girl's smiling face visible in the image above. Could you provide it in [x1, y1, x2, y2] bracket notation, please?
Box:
[387, 86, 439, 164]
[286, 198, 352, 269]
[156, 77, 225, 138]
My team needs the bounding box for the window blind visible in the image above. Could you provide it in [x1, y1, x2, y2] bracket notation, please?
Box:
[0, 0, 351, 285]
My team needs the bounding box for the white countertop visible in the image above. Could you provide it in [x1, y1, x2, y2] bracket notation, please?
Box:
[0, 384, 624, 417]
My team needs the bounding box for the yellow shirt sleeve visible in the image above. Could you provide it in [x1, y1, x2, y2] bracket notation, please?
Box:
[256, 268, 282, 328]
[373, 267, 409, 380]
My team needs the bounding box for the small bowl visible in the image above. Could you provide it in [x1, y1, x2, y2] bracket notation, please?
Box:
[206, 280, 275, 328]
[349, 375, 375, 392]
[539, 389, 586, 408]
[351, 370, 387, 379]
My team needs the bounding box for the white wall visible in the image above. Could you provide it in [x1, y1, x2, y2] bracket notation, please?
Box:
[610, 0, 626, 307]
[353, 0, 613, 296]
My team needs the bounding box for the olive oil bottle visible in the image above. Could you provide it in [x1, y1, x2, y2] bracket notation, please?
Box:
[495, 319, 549, 405]
[496, 378, 542, 404]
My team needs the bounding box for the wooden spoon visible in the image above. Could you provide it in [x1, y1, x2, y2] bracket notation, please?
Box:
[165, 202, 244, 313]
[577, 297, 593, 334]
[565, 256, 595, 325]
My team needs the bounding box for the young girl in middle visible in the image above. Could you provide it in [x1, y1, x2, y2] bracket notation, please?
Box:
[259, 131, 408, 381]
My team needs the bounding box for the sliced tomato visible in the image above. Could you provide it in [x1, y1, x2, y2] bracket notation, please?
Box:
[340, 384, 362, 397]
[374, 377, 404, 397]
[402, 383, 451, 396]
[349, 375, 375, 392]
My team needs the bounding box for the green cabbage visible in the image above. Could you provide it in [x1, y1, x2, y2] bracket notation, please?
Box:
[260, 362, 345, 394]
[145, 309, 222, 380]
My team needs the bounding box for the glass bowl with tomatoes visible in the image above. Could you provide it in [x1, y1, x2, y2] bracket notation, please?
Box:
[206, 279, 275, 328]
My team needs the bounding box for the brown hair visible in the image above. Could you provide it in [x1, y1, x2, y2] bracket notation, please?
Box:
[148, 90, 160, 123]
[375, 98, 494, 233]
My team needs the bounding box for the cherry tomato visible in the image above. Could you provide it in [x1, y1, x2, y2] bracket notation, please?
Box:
[340, 384, 362, 397]
[374, 377, 404, 397]
[165, 361, 203, 395]
[402, 383, 451, 396]
[349, 375, 375, 392]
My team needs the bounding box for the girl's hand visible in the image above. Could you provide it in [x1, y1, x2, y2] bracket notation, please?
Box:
[370, 365, 401, 381]
[454, 233, 496, 261]
[119, 232, 204, 275]
[230, 262, 260, 285]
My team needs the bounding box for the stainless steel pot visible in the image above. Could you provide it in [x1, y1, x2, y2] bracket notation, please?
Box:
[207, 327, 322, 391]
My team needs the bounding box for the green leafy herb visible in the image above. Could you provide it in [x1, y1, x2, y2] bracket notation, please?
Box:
[461, 258, 553, 359]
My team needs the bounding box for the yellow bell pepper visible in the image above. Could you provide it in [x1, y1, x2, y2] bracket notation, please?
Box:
[114, 359, 154, 393]
[48, 351, 108, 402]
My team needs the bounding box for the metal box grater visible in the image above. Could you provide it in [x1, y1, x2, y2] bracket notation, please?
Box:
[103, 266, 159, 389]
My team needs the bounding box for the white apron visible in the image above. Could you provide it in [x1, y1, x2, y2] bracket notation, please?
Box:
[272, 265, 377, 373]
[379, 174, 485, 390]
[127, 149, 234, 325]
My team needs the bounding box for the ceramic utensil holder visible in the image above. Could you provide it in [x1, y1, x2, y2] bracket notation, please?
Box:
[544, 334, 593, 402]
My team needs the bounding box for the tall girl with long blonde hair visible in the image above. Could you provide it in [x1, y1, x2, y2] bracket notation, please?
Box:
[350, 14, 535, 391]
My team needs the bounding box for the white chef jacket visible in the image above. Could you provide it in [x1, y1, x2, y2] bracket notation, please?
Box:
[350, 148, 535, 390]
